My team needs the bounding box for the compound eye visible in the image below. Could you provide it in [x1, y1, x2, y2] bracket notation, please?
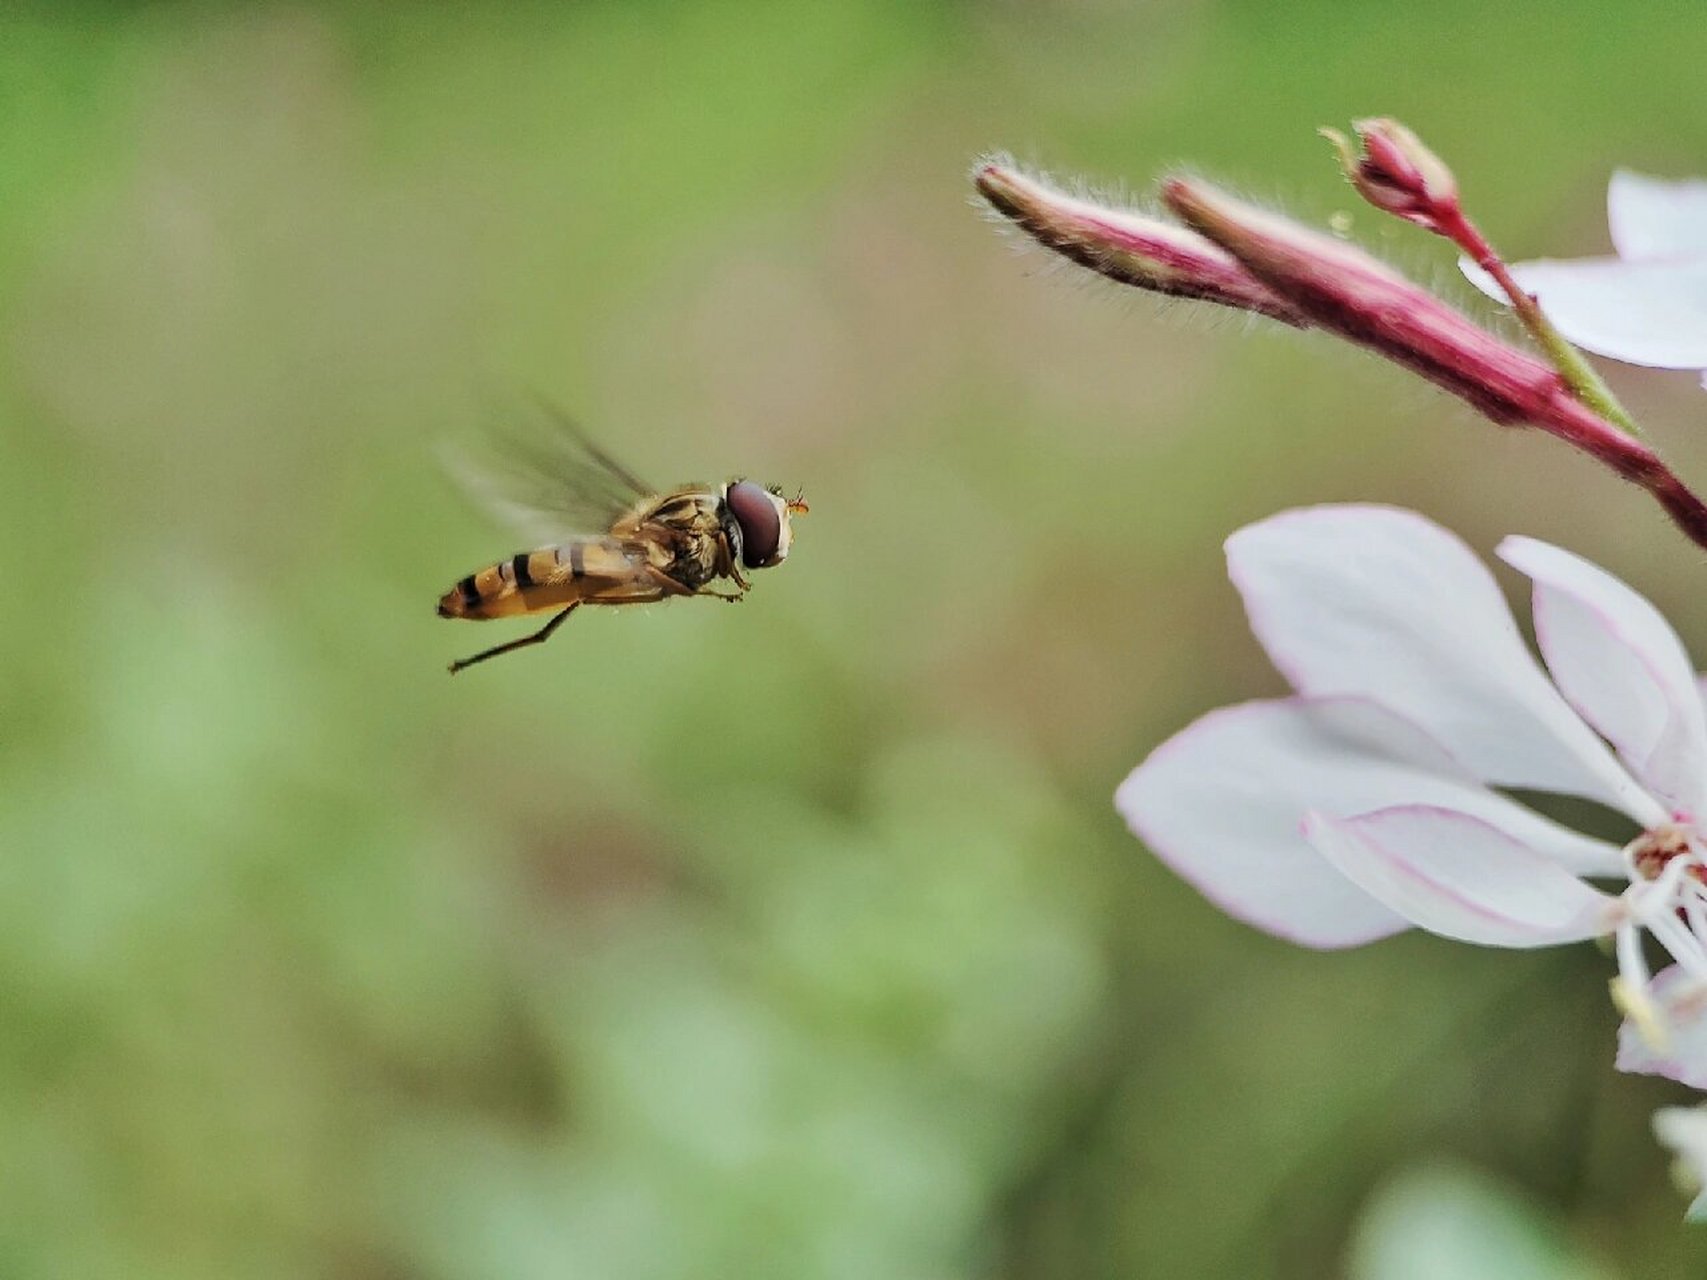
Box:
[727, 480, 781, 568]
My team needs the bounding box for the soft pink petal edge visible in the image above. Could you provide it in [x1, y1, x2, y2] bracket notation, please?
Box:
[1117, 697, 1411, 950]
[1499, 535, 1704, 821]
[1117, 694, 1621, 949]
[1225, 504, 1650, 818]
[1302, 806, 1620, 948]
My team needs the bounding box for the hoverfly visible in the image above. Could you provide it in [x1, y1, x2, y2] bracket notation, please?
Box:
[437, 411, 806, 674]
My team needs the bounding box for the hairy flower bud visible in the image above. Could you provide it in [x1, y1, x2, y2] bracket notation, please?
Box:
[969, 141, 1707, 554]
[1323, 118, 1459, 231]
[1161, 176, 1548, 422]
[973, 160, 1308, 325]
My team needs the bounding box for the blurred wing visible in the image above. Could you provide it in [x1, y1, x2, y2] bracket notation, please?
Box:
[444, 402, 657, 544]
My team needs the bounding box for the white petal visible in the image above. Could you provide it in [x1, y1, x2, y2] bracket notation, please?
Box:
[1459, 256, 1505, 302]
[1303, 807, 1620, 948]
[1501, 536, 1707, 818]
[1653, 1104, 1707, 1221]
[1501, 257, 1707, 368]
[1617, 965, 1707, 1089]
[1226, 506, 1659, 823]
[1463, 175, 1707, 368]
[1117, 696, 1622, 950]
[1609, 170, 1707, 260]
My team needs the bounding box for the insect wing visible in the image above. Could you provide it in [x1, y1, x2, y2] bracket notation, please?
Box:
[445, 402, 658, 544]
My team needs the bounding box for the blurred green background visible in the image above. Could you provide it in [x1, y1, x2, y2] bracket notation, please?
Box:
[6, 2, 1707, 1276]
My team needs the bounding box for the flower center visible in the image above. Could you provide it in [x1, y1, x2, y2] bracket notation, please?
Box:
[1613, 822, 1707, 1049]
[1631, 823, 1707, 885]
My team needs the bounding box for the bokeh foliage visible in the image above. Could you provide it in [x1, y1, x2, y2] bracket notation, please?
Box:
[5, 2, 1707, 1276]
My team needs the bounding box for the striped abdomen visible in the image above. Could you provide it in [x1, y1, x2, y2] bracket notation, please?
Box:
[437, 538, 659, 620]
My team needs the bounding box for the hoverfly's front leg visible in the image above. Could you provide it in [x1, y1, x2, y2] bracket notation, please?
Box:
[448, 603, 578, 674]
[643, 565, 744, 604]
[711, 530, 752, 597]
[691, 575, 746, 602]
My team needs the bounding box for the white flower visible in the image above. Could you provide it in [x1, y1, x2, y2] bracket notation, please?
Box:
[1463, 170, 1707, 386]
[1653, 1104, 1707, 1221]
[1116, 504, 1707, 1083]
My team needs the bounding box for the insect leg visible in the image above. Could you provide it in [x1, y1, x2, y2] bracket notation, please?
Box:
[641, 567, 742, 603]
[448, 604, 578, 674]
[641, 567, 696, 597]
[718, 538, 752, 593]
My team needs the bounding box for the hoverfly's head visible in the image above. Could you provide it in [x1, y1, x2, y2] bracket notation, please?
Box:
[725, 480, 808, 570]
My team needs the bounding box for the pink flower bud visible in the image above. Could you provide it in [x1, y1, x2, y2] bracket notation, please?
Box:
[968, 141, 1707, 557]
[1322, 118, 1460, 231]
[1161, 177, 1554, 423]
[973, 160, 1308, 325]
[1157, 176, 1705, 539]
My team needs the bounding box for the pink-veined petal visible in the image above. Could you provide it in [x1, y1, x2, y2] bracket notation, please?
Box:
[1499, 257, 1707, 368]
[1608, 170, 1707, 260]
[1117, 695, 1622, 950]
[1226, 506, 1659, 824]
[1303, 807, 1621, 948]
[1617, 964, 1707, 1089]
[1500, 536, 1707, 818]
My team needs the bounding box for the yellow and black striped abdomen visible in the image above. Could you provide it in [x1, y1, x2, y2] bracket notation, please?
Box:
[437, 539, 662, 620]
[437, 548, 558, 620]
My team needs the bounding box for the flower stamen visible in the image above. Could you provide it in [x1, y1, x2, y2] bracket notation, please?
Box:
[1612, 971, 1670, 1052]
[1611, 828, 1707, 1045]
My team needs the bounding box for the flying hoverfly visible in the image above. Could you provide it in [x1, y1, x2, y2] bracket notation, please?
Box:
[437, 412, 807, 674]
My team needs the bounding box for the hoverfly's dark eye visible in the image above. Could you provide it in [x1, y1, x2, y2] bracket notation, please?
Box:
[727, 480, 781, 568]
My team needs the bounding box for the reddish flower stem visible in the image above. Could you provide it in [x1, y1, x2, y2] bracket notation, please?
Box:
[1321, 118, 1647, 441]
[1552, 399, 1707, 549]
[971, 153, 1707, 555]
[1432, 205, 1641, 435]
[1158, 177, 1707, 553]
